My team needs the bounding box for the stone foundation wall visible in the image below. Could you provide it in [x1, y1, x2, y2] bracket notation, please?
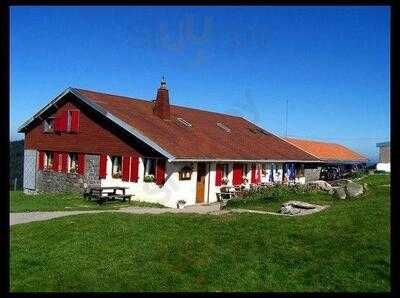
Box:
[84, 154, 101, 188]
[36, 154, 100, 193]
[304, 166, 322, 183]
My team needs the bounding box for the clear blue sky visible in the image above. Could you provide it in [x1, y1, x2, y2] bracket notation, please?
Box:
[10, 6, 390, 160]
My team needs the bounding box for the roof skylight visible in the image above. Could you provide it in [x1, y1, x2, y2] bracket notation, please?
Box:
[216, 122, 231, 133]
[176, 117, 192, 127]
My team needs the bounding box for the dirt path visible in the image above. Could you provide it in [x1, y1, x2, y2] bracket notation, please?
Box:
[10, 203, 225, 226]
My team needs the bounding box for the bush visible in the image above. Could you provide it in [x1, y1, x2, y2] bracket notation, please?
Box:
[241, 184, 321, 202]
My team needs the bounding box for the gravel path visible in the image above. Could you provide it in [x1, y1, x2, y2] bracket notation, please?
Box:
[10, 210, 109, 226]
[10, 203, 224, 226]
[10, 203, 328, 226]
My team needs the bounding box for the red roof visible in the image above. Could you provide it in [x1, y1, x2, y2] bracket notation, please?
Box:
[285, 138, 367, 162]
[74, 88, 318, 161]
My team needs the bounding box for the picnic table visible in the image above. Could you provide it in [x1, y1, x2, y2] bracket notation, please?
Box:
[84, 186, 133, 204]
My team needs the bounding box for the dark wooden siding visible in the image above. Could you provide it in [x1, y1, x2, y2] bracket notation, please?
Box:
[24, 93, 162, 157]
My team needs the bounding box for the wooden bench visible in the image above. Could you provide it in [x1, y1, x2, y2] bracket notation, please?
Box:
[85, 186, 132, 204]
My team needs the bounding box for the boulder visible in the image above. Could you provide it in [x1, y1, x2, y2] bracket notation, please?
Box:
[281, 204, 301, 215]
[308, 180, 333, 191]
[334, 186, 347, 199]
[345, 181, 364, 197]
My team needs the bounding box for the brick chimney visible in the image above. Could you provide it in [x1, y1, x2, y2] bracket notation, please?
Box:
[153, 77, 170, 119]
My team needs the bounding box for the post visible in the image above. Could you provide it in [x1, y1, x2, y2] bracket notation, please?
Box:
[285, 99, 288, 137]
[14, 177, 17, 191]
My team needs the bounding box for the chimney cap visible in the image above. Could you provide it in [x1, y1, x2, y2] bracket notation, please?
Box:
[160, 76, 167, 89]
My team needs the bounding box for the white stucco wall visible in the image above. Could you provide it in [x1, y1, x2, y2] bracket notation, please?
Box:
[100, 158, 307, 208]
[101, 157, 198, 208]
[376, 163, 390, 172]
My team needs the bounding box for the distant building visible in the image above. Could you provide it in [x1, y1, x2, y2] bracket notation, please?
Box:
[376, 142, 390, 172]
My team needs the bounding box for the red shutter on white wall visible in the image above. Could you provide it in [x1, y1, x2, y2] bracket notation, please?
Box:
[251, 164, 256, 184]
[61, 153, 68, 173]
[155, 159, 166, 185]
[130, 156, 139, 182]
[99, 155, 107, 179]
[232, 163, 243, 186]
[122, 156, 131, 181]
[77, 153, 85, 175]
[53, 152, 60, 172]
[38, 151, 45, 170]
[215, 164, 223, 186]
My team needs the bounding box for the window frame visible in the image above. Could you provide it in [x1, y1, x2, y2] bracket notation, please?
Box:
[111, 156, 122, 178]
[44, 151, 53, 170]
[143, 158, 157, 177]
[43, 117, 55, 133]
[68, 153, 78, 173]
[221, 163, 229, 179]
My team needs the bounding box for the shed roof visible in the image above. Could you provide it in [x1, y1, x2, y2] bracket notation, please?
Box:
[284, 137, 367, 162]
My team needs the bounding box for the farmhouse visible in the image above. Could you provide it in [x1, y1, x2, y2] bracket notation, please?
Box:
[19, 80, 364, 208]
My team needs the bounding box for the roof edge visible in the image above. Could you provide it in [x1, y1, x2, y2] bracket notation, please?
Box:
[18, 88, 176, 160]
[170, 159, 322, 163]
[285, 137, 369, 161]
[239, 116, 322, 161]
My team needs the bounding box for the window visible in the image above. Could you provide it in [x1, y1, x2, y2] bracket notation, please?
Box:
[296, 163, 305, 177]
[68, 153, 78, 173]
[221, 164, 229, 179]
[143, 158, 157, 182]
[261, 163, 268, 176]
[216, 122, 231, 133]
[179, 166, 193, 180]
[176, 117, 192, 127]
[111, 156, 122, 178]
[43, 117, 55, 133]
[67, 111, 72, 131]
[44, 152, 53, 170]
[243, 164, 249, 176]
[144, 158, 156, 176]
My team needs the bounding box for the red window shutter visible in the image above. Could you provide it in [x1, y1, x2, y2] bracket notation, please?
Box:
[215, 164, 223, 186]
[257, 164, 261, 184]
[232, 163, 243, 186]
[38, 151, 45, 170]
[53, 152, 60, 172]
[155, 159, 166, 185]
[61, 153, 68, 173]
[77, 153, 85, 175]
[53, 117, 61, 133]
[251, 164, 256, 184]
[70, 110, 80, 133]
[130, 156, 139, 182]
[61, 111, 68, 132]
[122, 156, 130, 181]
[99, 154, 107, 178]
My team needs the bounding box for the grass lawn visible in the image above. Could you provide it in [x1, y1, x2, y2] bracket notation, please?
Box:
[10, 174, 390, 292]
[226, 174, 390, 213]
[10, 191, 165, 213]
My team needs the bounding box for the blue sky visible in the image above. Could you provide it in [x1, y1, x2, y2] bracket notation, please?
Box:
[10, 6, 390, 160]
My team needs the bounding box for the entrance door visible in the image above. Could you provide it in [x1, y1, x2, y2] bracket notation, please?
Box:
[196, 162, 207, 203]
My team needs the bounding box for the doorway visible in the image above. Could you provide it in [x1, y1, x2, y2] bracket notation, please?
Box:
[196, 162, 207, 203]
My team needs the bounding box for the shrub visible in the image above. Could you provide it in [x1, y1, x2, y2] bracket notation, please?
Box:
[241, 184, 321, 202]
